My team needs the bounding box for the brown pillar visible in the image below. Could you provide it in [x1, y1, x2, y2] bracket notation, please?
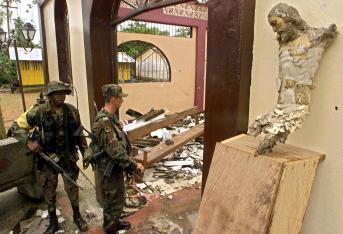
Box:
[82, 0, 120, 122]
[203, 0, 256, 192]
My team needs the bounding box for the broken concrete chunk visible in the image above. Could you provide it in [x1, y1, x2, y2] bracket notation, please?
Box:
[171, 165, 182, 171]
[57, 217, 65, 224]
[163, 161, 194, 167]
[20, 217, 50, 234]
[179, 151, 188, 158]
[35, 209, 42, 217]
[136, 181, 152, 189]
[151, 128, 165, 139]
[56, 209, 61, 216]
[41, 210, 49, 219]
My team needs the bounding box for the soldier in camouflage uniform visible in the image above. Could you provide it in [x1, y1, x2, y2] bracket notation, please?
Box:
[87, 84, 144, 233]
[7, 93, 45, 141]
[26, 81, 88, 233]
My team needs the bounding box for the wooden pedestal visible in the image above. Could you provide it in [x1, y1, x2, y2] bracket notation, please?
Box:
[195, 134, 325, 234]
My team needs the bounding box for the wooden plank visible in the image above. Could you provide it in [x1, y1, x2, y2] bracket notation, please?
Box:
[127, 107, 199, 141]
[195, 142, 284, 234]
[222, 134, 325, 162]
[269, 158, 320, 234]
[135, 123, 204, 167]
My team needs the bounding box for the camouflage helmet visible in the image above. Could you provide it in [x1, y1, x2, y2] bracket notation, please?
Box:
[101, 84, 128, 97]
[46, 81, 72, 96]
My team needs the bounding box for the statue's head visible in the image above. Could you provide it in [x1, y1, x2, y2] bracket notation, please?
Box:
[268, 3, 308, 43]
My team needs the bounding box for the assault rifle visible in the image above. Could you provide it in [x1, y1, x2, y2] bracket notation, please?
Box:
[74, 124, 134, 177]
[27, 127, 82, 190]
[37, 151, 82, 189]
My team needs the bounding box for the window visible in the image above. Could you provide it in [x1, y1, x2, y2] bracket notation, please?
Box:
[117, 40, 171, 83]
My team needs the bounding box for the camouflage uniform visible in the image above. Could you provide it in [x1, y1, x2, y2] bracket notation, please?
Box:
[26, 81, 88, 233]
[91, 85, 137, 231]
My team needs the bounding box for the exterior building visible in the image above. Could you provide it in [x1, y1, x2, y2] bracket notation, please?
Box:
[117, 52, 135, 82]
[37, 1, 343, 232]
[38, 0, 208, 131]
[9, 47, 44, 86]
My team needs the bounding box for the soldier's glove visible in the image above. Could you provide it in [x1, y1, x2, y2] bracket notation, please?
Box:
[82, 147, 93, 169]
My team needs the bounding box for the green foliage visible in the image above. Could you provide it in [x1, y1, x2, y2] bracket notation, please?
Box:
[12, 17, 28, 47]
[0, 51, 16, 85]
[118, 40, 153, 59]
[175, 27, 191, 37]
[121, 21, 170, 36]
[0, 0, 22, 28]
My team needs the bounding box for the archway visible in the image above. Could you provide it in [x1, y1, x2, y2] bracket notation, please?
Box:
[118, 40, 171, 83]
[82, 0, 193, 121]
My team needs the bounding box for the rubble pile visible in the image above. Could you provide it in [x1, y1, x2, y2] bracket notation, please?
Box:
[138, 140, 203, 197]
[129, 113, 204, 198]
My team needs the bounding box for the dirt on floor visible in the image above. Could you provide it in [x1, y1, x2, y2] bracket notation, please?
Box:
[0, 91, 41, 130]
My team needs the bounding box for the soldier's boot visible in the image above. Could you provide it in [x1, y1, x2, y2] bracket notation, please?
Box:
[105, 220, 131, 233]
[45, 210, 59, 234]
[115, 220, 131, 231]
[72, 206, 88, 232]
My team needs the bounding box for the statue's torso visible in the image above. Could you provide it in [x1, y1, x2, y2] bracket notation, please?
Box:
[277, 34, 325, 105]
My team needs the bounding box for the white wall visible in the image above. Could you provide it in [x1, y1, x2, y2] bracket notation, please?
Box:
[250, 1, 343, 233]
[43, 0, 59, 83]
[118, 29, 197, 119]
[65, 0, 91, 130]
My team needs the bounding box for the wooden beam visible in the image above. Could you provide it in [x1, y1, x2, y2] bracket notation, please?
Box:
[112, 0, 194, 25]
[135, 123, 204, 167]
[127, 106, 199, 141]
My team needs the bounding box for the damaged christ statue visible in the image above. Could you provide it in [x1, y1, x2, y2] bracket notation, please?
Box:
[248, 3, 338, 155]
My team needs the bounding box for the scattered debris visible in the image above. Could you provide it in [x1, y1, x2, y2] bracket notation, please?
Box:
[118, 230, 128, 234]
[35, 209, 42, 217]
[136, 182, 153, 190]
[163, 160, 194, 167]
[136, 108, 165, 122]
[85, 209, 97, 219]
[126, 108, 143, 118]
[134, 139, 203, 197]
[41, 210, 48, 219]
[19, 216, 49, 234]
[58, 217, 65, 224]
